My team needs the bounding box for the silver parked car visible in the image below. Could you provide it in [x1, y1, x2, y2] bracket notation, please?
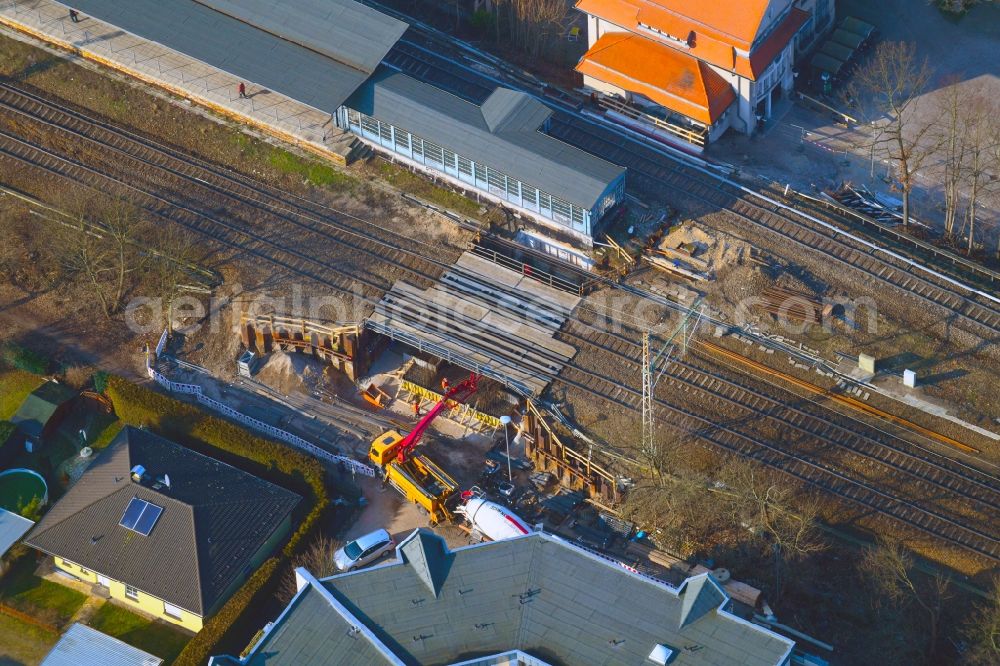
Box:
[334, 528, 395, 571]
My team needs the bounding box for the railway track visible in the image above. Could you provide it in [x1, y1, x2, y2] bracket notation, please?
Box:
[382, 31, 1000, 343]
[2, 80, 999, 563]
[548, 119, 1000, 341]
[553, 328, 1000, 562]
[0, 81, 450, 296]
[566, 321, 1000, 496]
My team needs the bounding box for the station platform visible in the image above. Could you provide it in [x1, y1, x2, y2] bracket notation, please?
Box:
[0, 0, 363, 164]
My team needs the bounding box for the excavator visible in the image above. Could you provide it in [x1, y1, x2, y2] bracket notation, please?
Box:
[369, 374, 478, 525]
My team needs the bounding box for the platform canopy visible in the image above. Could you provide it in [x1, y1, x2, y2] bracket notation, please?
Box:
[63, 0, 407, 112]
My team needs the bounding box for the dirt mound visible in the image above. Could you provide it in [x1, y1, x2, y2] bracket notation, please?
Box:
[659, 222, 748, 276]
[256, 351, 325, 396]
[716, 264, 770, 308]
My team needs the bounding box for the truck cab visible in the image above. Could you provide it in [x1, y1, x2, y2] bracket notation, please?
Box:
[370, 430, 458, 525]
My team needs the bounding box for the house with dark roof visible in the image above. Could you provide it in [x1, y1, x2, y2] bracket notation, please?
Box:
[10, 380, 76, 452]
[25, 426, 300, 631]
[211, 529, 795, 666]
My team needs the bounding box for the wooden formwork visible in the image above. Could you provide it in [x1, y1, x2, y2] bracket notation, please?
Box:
[521, 401, 619, 504]
[240, 314, 365, 381]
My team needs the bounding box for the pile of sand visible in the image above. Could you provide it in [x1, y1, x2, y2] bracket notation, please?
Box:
[658, 223, 748, 276]
[256, 350, 325, 396]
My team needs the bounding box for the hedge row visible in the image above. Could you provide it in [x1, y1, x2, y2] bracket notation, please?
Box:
[0, 420, 15, 445]
[174, 557, 280, 666]
[0, 421, 16, 468]
[104, 376, 330, 665]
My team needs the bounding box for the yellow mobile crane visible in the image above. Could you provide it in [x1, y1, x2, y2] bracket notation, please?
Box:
[369, 375, 477, 524]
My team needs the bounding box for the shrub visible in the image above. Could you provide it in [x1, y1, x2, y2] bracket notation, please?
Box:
[17, 496, 42, 522]
[0, 421, 16, 468]
[62, 365, 92, 390]
[92, 370, 109, 394]
[0, 343, 49, 375]
[0, 420, 15, 445]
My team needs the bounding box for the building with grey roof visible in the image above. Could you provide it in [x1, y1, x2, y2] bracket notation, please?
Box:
[40, 622, 162, 666]
[51, 1, 623, 248]
[61, 0, 407, 112]
[0, 507, 34, 558]
[212, 529, 794, 666]
[338, 69, 627, 246]
[25, 426, 300, 631]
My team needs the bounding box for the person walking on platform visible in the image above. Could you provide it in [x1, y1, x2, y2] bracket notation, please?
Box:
[412, 399, 421, 418]
[238, 82, 247, 99]
[69, 9, 80, 22]
[441, 377, 450, 393]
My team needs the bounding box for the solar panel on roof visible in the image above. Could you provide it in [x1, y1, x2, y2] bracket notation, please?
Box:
[133, 504, 163, 535]
[119, 497, 146, 530]
[119, 497, 164, 536]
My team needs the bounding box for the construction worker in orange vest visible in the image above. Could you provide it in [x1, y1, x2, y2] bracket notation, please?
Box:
[412, 399, 421, 417]
[441, 377, 450, 392]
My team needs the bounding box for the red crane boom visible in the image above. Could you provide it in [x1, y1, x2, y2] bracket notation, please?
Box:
[397, 374, 478, 463]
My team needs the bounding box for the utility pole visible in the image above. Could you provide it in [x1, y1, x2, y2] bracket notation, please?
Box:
[640, 299, 706, 470]
[641, 331, 654, 463]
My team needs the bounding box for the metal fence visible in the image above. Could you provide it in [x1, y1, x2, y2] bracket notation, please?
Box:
[400, 379, 502, 430]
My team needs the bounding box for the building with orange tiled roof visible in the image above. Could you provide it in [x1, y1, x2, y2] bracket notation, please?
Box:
[575, 0, 834, 146]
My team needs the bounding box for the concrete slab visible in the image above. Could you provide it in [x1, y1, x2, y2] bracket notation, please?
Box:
[480, 311, 577, 358]
[456, 252, 522, 290]
[457, 251, 581, 314]
[368, 253, 579, 397]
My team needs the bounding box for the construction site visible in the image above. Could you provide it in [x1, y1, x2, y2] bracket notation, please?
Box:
[1, 1, 1000, 665]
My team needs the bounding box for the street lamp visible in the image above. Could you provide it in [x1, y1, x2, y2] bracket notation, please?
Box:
[499, 415, 513, 483]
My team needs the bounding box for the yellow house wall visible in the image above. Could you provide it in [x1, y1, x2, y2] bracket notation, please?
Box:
[54, 557, 203, 632]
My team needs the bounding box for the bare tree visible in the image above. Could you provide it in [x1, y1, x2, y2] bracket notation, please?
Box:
[48, 193, 146, 318]
[861, 535, 950, 661]
[959, 96, 999, 255]
[846, 42, 937, 227]
[494, 0, 569, 60]
[101, 196, 145, 313]
[277, 535, 344, 603]
[51, 196, 117, 318]
[992, 133, 1000, 261]
[150, 223, 200, 329]
[718, 459, 826, 600]
[935, 79, 969, 239]
[961, 576, 1000, 665]
[621, 467, 722, 555]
